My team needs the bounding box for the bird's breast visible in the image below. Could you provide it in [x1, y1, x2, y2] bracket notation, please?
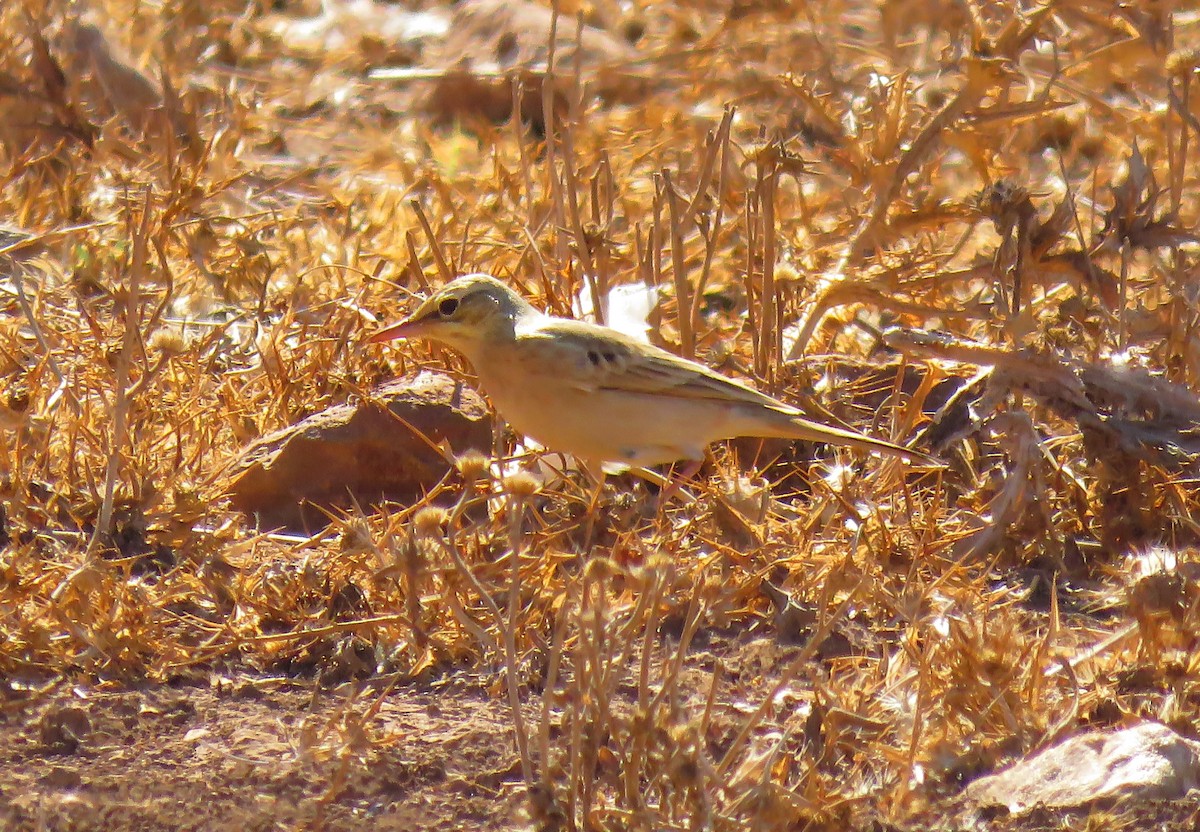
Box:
[471, 356, 733, 466]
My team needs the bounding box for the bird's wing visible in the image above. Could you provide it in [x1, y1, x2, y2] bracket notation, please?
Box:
[515, 319, 798, 413]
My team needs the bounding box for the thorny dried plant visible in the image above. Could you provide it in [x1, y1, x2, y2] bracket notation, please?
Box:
[2, 0, 1200, 830]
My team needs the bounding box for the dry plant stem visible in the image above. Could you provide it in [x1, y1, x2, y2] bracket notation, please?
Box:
[512, 77, 536, 222]
[234, 612, 413, 647]
[628, 564, 686, 806]
[1167, 67, 1188, 367]
[1045, 620, 1139, 679]
[409, 198, 452, 282]
[754, 162, 778, 384]
[1168, 70, 1190, 218]
[455, 218, 472, 275]
[793, 50, 1033, 358]
[10, 262, 76, 415]
[839, 63, 990, 270]
[441, 587, 500, 656]
[743, 187, 759, 349]
[580, 467, 608, 549]
[404, 230, 432, 293]
[89, 189, 152, 555]
[1118, 238, 1130, 351]
[1040, 656, 1081, 749]
[440, 482, 505, 646]
[435, 472, 534, 787]
[651, 184, 664, 304]
[647, 585, 706, 716]
[505, 490, 535, 788]
[699, 659, 723, 739]
[581, 572, 611, 821]
[1053, 153, 1106, 321]
[0, 229, 122, 413]
[900, 641, 928, 806]
[744, 723, 809, 824]
[717, 576, 864, 776]
[605, 561, 657, 676]
[681, 107, 733, 230]
[663, 171, 693, 359]
[1175, 83, 1193, 373]
[964, 412, 1039, 560]
[540, 7, 570, 276]
[538, 593, 571, 793]
[1026, 580, 1060, 718]
[589, 160, 614, 306]
[566, 574, 588, 826]
[401, 535, 427, 650]
[688, 109, 734, 328]
[627, 564, 664, 805]
[556, 15, 602, 322]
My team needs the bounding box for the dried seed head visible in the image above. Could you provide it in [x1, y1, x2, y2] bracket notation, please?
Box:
[455, 450, 491, 481]
[972, 180, 1036, 228]
[583, 556, 620, 581]
[148, 328, 188, 357]
[337, 516, 373, 554]
[1166, 48, 1200, 78]
[412, 506, 449, 538]
[338, 513, 369, 552]
[502, 470, 541, 498]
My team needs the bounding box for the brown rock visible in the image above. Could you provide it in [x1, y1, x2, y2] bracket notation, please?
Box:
[226, 373, 492, 530]
[419, 0, 640, 127]
[66, 22, 165, 127]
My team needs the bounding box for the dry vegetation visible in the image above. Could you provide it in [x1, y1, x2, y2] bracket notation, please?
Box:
[2, 0, 1200, 830]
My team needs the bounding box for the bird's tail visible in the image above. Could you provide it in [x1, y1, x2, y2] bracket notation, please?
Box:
[770, 416, 942, 466]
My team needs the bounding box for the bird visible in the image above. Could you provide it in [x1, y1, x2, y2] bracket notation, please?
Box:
[367, 273, 937, 470]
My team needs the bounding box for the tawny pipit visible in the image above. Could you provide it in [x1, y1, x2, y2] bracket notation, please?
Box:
[368, 273, 935, 468]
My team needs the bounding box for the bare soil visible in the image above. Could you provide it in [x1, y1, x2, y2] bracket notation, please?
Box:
[5, 629, 1198, 832]
[1, 677, 525, 831]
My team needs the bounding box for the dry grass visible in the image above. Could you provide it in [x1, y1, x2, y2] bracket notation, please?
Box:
[3, 0, 1200, 829]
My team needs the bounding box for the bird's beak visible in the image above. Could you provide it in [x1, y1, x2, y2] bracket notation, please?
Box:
[366, 316, 421, 344]
[368, 293, 444, 344]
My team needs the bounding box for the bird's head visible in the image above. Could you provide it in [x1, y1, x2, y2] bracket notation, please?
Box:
[367, 273, 534, 356]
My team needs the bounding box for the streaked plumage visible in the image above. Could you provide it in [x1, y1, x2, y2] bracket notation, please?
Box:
[368, 273, 936, 468]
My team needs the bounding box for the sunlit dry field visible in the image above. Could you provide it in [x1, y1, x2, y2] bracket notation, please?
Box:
[2, 1, 1200, 830]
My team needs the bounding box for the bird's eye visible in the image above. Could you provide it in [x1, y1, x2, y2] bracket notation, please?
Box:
[438, 297, 459, 317]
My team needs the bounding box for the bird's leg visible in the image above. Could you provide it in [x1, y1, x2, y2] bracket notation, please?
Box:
[585, 466, 608, 516]
[631, 459, 703, 513]
[579, 464, 608, 554]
